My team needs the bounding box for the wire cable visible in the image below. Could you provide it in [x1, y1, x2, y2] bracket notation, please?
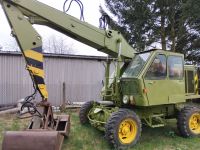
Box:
[63, 0, 85, 21]
[20, 70, 42, 118]
[99, 14, 110, 29]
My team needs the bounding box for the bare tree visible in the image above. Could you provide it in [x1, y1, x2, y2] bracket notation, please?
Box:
[43, 35, 75, 54]
[1, 35, 75, 54]
[0, 44, 2, 51]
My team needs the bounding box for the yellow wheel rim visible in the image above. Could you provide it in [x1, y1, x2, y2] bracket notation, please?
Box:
[189, 113, 200, 134]
[118, 118, 137, 144]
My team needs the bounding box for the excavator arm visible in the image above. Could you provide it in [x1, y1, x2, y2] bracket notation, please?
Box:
[1, 0, 135, 58]
[1, 0, 136, 101]
[1, 0, 48, 99]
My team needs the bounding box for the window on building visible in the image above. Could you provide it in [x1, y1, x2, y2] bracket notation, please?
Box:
[145, 54, 167, 79]
[168, 56, 183, 79]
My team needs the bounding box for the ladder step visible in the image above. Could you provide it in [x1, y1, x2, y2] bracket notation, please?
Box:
[152, 114, 164, 118]
[152, 124, 165, 128]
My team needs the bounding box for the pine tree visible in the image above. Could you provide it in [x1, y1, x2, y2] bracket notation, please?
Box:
[102, 0, 200, 56]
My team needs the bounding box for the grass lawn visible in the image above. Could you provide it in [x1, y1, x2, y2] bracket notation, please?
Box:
[0, 110, 200, 150]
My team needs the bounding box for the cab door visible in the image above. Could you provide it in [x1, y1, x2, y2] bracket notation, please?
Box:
[144, 54, 169, 105]
[166, 55, 185, 103]
[144, 54, 185, 105]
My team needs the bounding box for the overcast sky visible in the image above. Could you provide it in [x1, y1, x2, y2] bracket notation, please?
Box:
[0, 0, 107, 56]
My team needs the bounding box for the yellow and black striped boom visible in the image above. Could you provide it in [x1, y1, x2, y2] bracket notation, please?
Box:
[1, 1, 48, 99]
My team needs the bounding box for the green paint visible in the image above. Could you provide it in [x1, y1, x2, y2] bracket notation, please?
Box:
[91, 50, 200, 130]
[1, 0, 200, 134]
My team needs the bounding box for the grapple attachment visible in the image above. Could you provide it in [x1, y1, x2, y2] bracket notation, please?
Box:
[2, 104, 70, 150]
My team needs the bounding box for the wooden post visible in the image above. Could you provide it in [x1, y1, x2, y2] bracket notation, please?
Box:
[62, 82, 66, 106]
[60, 82, 67, 112]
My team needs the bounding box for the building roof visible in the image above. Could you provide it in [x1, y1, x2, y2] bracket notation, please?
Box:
[0, 51, 108, 61]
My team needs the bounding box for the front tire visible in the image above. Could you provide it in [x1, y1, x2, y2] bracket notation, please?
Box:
[79, 101, 94, 124]
[105, 108, 141, 149]
[177, 106, 200, 137]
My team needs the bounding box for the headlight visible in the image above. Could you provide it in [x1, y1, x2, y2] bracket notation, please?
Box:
[123, 95, 129, 104]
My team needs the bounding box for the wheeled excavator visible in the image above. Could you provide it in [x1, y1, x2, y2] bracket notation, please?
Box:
[1, 0, 200, 150]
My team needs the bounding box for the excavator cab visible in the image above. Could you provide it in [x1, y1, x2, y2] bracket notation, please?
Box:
[121, 49, 185, 106]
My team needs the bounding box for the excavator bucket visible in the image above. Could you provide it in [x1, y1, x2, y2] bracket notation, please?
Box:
[2, 131, 63, 150]
[2, 106, 70, 150]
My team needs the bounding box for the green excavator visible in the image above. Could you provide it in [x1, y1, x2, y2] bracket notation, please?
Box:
[1, 0, 200, 149]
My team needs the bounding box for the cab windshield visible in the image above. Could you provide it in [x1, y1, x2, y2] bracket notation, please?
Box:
[122, 52, 151, 77]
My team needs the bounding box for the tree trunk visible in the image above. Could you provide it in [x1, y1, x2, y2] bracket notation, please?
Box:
[170, 8, 176, 52]
[160, 7, 166, 50]
[171, 24, 176, 52]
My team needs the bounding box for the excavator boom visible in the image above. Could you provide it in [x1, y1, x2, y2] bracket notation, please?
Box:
[1, 0, 136, 100]
[2, 0, 135, 58]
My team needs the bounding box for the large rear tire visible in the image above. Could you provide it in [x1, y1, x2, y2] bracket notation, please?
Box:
[177, 106, 200, 137]
[105, 108, 141, 149]
[79, 101, 94, 124]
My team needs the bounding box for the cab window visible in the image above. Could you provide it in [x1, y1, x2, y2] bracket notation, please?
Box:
[168, 56, 183, 79]
[145, 54, 167, 79]
[122, 52, 151, 77]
